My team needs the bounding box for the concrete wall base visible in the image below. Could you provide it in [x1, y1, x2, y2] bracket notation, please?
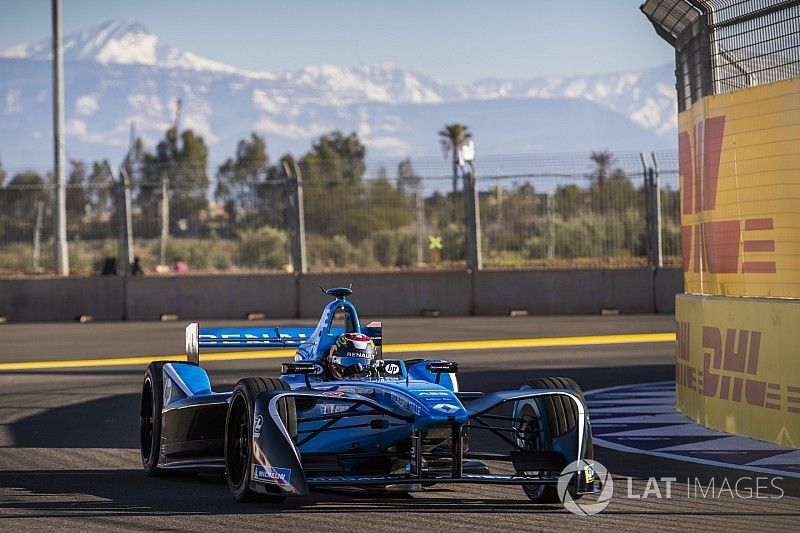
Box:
[0, 267, 683, 322]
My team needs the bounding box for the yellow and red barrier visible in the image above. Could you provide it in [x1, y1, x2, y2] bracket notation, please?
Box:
[675, 77, 800, 446]
[676, 294, 799, 446]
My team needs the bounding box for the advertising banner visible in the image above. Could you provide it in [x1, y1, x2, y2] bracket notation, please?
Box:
[678, 77, 800, 297]
[676, 294, 800, 446]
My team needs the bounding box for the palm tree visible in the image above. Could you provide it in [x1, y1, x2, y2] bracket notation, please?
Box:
[589, 150, 614, 185]
[438, 123, 472, 195]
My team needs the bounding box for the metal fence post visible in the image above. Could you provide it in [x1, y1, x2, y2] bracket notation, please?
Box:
[463, 164, 482, 272]
[546, 193, 555, 260]
[51, 0, 69, 275]
[644, 167, 661, 269]
[159, 177, 169, 267]
[285, 161, 307, 276]
[32, 201, 44, 272]
[414, 186, 424, 265]
[651, 153, 663, 268]
[114, 165, 134, 274]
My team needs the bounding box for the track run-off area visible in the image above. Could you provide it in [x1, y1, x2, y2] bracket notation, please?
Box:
[1, 314, 798, 531]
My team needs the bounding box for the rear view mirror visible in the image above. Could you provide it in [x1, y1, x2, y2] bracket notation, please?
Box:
[426, 361, 458, 384]
[281, 361, 320, 388]
[281, 361, 318, 375]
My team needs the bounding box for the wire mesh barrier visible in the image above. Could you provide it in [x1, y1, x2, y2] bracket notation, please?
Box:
[0, 152, 680, 275]
[0, 183, 118, 275]
[642, 0, 800, 111]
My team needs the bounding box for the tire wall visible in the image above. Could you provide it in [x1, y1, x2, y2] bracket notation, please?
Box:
[674, 78, 800, 447]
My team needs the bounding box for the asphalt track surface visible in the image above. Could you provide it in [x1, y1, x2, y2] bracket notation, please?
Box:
[1, 315, 797, 531]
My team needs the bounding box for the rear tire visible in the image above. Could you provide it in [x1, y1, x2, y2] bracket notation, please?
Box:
[517, 376, 592, 504]
[225, 377, 296, 503]
[140, 361, 172, 476]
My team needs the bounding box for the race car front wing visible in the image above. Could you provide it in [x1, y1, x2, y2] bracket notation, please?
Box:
[250, 388, 599, 497]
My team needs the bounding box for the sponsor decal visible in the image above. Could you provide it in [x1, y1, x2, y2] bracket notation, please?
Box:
[163, 378, 173, 404]
[253, 415, 263, 437]
[252, 465, 292, 486]
[417, 390, 454, 402]
[345, 351, 374, 359]
[319, 402, 351, 415]
[384, 363, 401, 375]
[322, 391, 345, 397]
[678, 116, 777, 277]
[199, 331, 309, 343]
[557, 460, 613, 516]
[387, 392, 422, 415]
[431, 403, 460, 414]
[676, 322, 798, 415]
[337, 385, 373, 395]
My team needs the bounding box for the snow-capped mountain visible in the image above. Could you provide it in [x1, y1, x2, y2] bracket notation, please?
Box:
[1, 18, 273, 78]
[0, 19, 677, 172]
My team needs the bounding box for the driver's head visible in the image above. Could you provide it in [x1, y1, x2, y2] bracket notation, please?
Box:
[326, 332, 377, 379]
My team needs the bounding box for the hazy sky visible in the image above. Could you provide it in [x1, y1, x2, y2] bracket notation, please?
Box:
[0, 0, 674, 84]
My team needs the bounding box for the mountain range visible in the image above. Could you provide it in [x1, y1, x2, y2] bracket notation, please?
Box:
[0, 18, 678, 174]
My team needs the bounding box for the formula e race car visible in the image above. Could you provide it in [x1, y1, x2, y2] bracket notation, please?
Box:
[139, 287, 599, 504]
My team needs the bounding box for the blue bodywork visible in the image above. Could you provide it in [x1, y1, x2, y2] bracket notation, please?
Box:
[158, 287, 595, 498]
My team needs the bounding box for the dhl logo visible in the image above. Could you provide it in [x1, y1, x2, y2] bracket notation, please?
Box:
[678, 117, 776, 275]
[676, 322, 799, 414]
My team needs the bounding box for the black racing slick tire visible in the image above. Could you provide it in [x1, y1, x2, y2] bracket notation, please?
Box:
[225, 377, 296, 503]
[518, 376, 593, 504]
[140, 361, 172, 476]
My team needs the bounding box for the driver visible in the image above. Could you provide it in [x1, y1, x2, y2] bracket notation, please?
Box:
[326, 332, 378, 379]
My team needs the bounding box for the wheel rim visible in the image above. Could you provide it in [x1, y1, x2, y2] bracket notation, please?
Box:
[226, 394, 249, 488]
[517, 406, 544, 452]
[140, 377, 154, 462]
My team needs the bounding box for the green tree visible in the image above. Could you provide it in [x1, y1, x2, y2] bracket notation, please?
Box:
[87, 160, 112, 215]
[140, 127, 210, 229]
[258, 153, 296, 229]
[553, 183, 585, 219]
[588, 150, 628, 214]
[300, 131, 366, 188]
[4, 171, 46, 214]
[589, 150, 616, 185]
[0, 172, 47, 241]
[364, 172, 413, 231]
[215, 133, 269, 223]
[438, 123, 472, 195]
[67, 159, 87, 218]
[299, 131, 367, 238]
[397, 158, 421, 196]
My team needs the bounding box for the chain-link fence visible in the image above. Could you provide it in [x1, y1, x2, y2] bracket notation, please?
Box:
[0, 151, 680, 275]
[642, 0, 800, 111]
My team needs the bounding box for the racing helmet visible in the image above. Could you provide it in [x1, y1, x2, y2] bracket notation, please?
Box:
[326, 332, 378, 379]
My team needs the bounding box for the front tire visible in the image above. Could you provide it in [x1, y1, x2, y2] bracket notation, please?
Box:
[517, 376, 592, 504]
[225, 377, 296, 503]
[140, 361, 171, 476]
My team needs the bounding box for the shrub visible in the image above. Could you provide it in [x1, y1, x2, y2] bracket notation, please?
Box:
[237, 226, 288, 269]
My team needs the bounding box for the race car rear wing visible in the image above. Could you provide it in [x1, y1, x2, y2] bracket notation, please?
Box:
[184, 321, 383, 364]
[185, 323, 316, 364]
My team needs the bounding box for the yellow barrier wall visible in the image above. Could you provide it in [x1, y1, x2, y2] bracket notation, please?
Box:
[676, 294, 799, 446]
[675, 77, 800, 446]
[677, 77, 800, 297]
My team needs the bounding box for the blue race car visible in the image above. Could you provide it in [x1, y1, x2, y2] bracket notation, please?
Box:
[140, 287, 598, 504]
